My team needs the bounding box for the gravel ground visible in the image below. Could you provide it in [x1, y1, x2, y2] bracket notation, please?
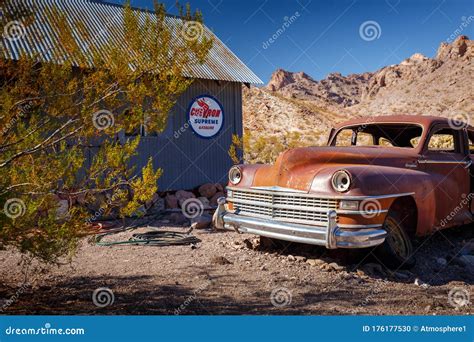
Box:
[0, 217, 473, 315]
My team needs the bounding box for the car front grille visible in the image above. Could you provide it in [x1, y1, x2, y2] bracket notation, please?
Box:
[228, 187, 338, 226]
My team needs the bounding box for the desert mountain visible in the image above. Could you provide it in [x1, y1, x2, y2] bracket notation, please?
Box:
[242, 36, 473, 162]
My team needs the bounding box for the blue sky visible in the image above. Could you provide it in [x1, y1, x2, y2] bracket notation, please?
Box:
[106, 0, 474, 84]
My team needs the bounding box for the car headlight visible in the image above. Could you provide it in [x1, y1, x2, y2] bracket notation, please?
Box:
[228, 166, 242, 185]
[331, 170, 352, 192]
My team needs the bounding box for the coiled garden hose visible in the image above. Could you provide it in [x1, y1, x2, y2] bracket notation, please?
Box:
[95, 230, 201, 247]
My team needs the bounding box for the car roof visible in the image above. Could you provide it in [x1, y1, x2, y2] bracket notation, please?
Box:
[334, 115, 473, 130]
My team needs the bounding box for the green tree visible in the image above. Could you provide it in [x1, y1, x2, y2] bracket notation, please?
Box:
[0, 0, 213, 262]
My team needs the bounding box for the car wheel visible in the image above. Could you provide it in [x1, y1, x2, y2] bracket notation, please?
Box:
[374, 211, 416, 269]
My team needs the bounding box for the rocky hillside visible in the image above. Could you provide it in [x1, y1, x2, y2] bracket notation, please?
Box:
[243, 36, 473, 162]
[348, 36, 473, 117]
[266, 69, 371, 108]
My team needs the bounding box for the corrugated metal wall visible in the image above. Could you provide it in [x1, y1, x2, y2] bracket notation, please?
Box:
[131, 79, 242, 191]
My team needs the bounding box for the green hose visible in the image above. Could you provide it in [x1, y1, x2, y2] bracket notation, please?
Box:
[95, 230, 201, 246]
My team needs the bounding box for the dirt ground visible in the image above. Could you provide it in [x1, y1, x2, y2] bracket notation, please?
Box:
[0, 216, 473, 315]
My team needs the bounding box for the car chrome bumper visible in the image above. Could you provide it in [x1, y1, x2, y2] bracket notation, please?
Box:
[213, 198, 387, 249]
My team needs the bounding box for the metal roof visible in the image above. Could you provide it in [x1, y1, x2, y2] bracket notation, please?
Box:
[0, 0, 263, 84]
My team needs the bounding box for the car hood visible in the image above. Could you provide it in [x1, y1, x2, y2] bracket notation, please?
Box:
[251, 146, 420, 192]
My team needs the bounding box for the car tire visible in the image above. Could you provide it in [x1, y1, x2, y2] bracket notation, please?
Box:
[374, 211, 416, 269]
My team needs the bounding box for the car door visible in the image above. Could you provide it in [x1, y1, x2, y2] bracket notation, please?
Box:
[468, 129, 474, 213]
[419, 124, 471, 228]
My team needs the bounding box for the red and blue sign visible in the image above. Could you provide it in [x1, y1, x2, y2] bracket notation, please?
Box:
[187, 95, 224, 138]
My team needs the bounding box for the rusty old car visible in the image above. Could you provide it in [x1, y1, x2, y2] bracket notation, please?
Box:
[213, 115, 474, 267]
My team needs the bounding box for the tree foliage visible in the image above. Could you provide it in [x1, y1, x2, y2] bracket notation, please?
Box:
[0, 0, 212, 262]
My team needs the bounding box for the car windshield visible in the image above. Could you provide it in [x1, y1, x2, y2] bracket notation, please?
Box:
[331, 123, 423, 148]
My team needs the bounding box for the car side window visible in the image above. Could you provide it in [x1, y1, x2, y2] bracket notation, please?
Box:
[378, 137, 394, 147]
[469, 131, 474, 155]
[335, 129, 353, 146]
[356, 132, 375, 146]
[427, 127, 459, 153]
[335, 130, 376, 146]
[410, 137, 421, 147]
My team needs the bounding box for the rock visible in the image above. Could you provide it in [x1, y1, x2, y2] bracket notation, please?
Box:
[55, 199, 69, 219]
[295, 256, 307, 262]
[165, 194, 178, 209]
[175, 190, 195, 203]
[215, 183, 224, 193]
[169, 212, 188, 225]
[320, 263, 333, 272]
[306, 259, 325, 267]
[287, 255, 296, 262]
[267, 69, 313, 91]
[230, 241, 244, 250]
[197, 197, 211, 209]
[414, 278, 429, 288]
[190, 213, 212, 229]
[147, 195, 165, 215]
[210, 192, 225, 206]
[424, 305, 432, 312]
[211, 256, 232, 265]
[260, 265, 267, 271]
[328, 262, 344, 271]
[198, 183, 217, 199]
[437, 35, 469, 60]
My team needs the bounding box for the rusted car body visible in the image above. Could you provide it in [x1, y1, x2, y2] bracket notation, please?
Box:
[213, 115, 473, 266]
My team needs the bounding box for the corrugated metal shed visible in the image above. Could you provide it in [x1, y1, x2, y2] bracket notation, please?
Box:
[82, 78, 243, 190]
[0, 0, 263, 84]
[133, 79, 243, 190]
